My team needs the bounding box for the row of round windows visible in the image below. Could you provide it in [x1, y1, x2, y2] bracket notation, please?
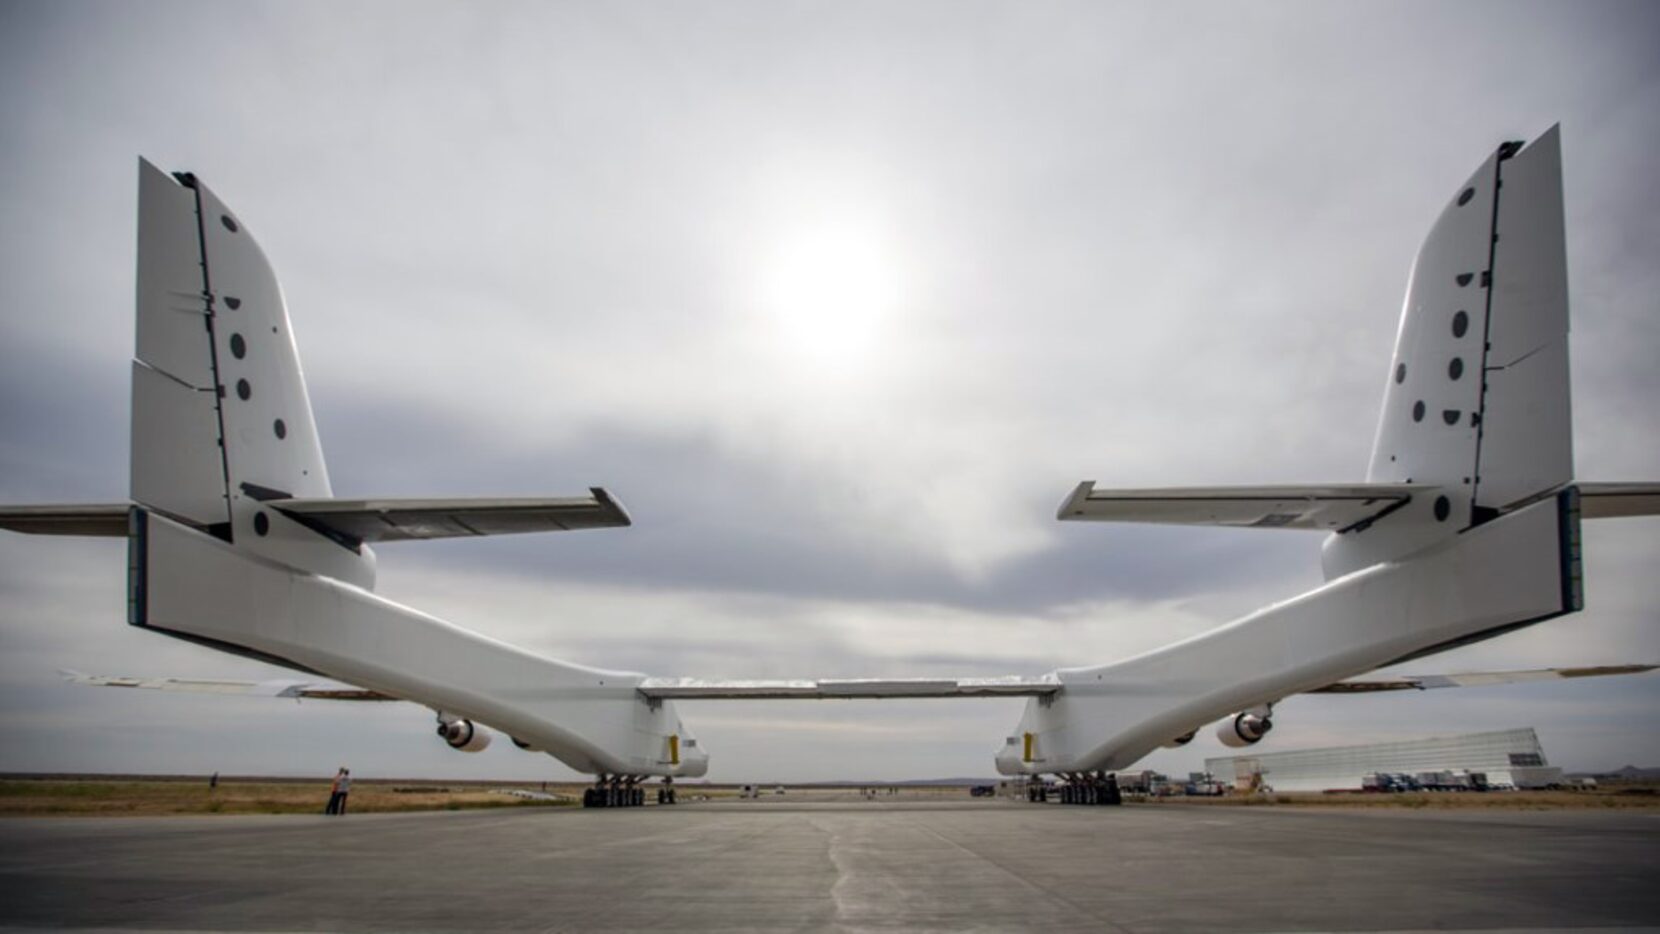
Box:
[1394, 308, 1475, 425]
[220, 217, 285, 539]
[224, 308, 287, 443]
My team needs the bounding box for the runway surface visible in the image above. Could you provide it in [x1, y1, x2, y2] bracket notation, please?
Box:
[2, 796, 1657, 932]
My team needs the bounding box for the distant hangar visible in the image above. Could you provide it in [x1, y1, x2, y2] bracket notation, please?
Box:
[1206, 728, 1564, 792]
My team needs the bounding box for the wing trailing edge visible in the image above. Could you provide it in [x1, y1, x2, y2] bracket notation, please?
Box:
[1308, 663, 1656, 694]
[257, 487, 631, 543]
[1057, 482, 1427, 531]
[60, 670, 398, 701]
[1578, 483, 1660, 520]
[0, 504, 129, 536]
[637, 676, 1062, 700]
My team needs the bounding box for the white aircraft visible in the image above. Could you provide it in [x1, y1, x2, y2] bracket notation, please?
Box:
[2, 126, 1655, 807]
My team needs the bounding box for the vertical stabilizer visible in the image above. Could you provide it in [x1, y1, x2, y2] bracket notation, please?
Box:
[1331, 127, 1573, 576]
[130, 160, 372, 587]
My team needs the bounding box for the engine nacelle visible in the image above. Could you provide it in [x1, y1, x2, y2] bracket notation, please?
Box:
[438, 719, 492, 753]
[1216, 713, 1272, 748]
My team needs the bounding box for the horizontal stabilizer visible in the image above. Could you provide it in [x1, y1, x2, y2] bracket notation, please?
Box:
[637, 676, 1061, 700]
[1308, 663, 1656, 694]
[1057, 482, 1427, 531]
[264, 487, 631, 543]
[61, 670, 397, 701]
[0, 504, 129, 536]
[1578, 483, 1660, 519]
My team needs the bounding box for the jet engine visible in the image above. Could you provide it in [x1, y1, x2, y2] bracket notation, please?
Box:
[438, 719, 491, 752]
[1216, 712, 1272, 748]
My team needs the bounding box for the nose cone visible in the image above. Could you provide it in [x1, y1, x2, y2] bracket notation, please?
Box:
[995, 742, 1030, 776]
[676, 745, 710, 778]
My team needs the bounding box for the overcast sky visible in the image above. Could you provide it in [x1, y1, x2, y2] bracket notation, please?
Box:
[1, 1, 1656, 783]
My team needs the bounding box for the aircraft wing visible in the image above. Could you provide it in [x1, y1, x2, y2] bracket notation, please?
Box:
[1056, 482, 1427, 531]
[1306, 663, 1657, 694]
[636, 676, 1062, 700]
[0, 488, 635, 543]
[264, 487, 631, 543]
[60, 670, 398, 701]
[1578, 482, 1660, 519]
[0, 504, 129, 536]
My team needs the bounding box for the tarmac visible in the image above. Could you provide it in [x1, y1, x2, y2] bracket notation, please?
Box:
[1, 793, 1658, 932]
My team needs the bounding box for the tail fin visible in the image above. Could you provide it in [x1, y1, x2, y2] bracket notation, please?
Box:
[132, 159, 371, 586]
[1331, 127, 1572, 574]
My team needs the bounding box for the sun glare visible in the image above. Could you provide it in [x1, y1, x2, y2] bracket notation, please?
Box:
[758, 220, 903, 376]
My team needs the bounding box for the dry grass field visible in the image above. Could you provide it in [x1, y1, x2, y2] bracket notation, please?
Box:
[0, 777, 587, 817]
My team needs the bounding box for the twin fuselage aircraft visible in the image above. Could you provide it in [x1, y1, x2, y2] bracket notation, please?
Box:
[3, 126, 1656, 808]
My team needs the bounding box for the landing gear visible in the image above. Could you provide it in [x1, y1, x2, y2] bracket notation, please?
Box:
[581, 774, 648, 808]
[1029, 772, 1120, 805]
[581, 775, 675, 808]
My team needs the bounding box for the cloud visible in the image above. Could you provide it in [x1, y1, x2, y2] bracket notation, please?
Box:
[0, 0, 1656, 781]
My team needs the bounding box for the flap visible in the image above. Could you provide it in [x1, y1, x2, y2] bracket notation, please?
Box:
[1307, 663, 1656, 694]
[61, 670, 397, 701]
[266, 487, 631, 543]
[1057, 482, 1427, 531]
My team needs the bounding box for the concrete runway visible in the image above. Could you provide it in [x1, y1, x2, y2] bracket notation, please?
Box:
[2, 796, 1658, 932]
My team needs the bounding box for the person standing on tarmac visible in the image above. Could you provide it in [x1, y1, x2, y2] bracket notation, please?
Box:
[325, 767, 350, 815]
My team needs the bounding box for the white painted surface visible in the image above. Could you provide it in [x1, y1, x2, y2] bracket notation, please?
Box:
[140, 512, 706, 778]
[1478, 126, 1573, 511]
[129, 361, 226, 528]
[998, 495, 1572, 775]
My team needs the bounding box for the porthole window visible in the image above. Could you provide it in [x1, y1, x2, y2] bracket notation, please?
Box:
[1456, 273, 1474, 287]
[1434, 496, 1451, 522]
[253, 511, 269, 536]
[1457, 187, 1475, 206]
[1443, 409, 1460, 425]
[221, 215, 238, 233]
[1412, 400, 1425, 422]
[1448, 357, 1464, 380]
[229, 334, 246, 359]
[236, 379, 251, 400]
[1395, 362, 1406, 384]
[1452, 310, 1469, 338]
[273, 419, 287, 440]
[224, 296, 242, 310]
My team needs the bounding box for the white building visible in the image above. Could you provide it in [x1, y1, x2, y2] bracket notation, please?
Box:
[1205, 727, 1563, 792]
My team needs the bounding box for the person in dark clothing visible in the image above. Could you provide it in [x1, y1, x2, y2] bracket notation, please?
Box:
[325, 767, 350, 815]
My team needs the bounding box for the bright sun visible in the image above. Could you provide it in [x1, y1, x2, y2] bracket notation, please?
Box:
[758, 220, 903, 376]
